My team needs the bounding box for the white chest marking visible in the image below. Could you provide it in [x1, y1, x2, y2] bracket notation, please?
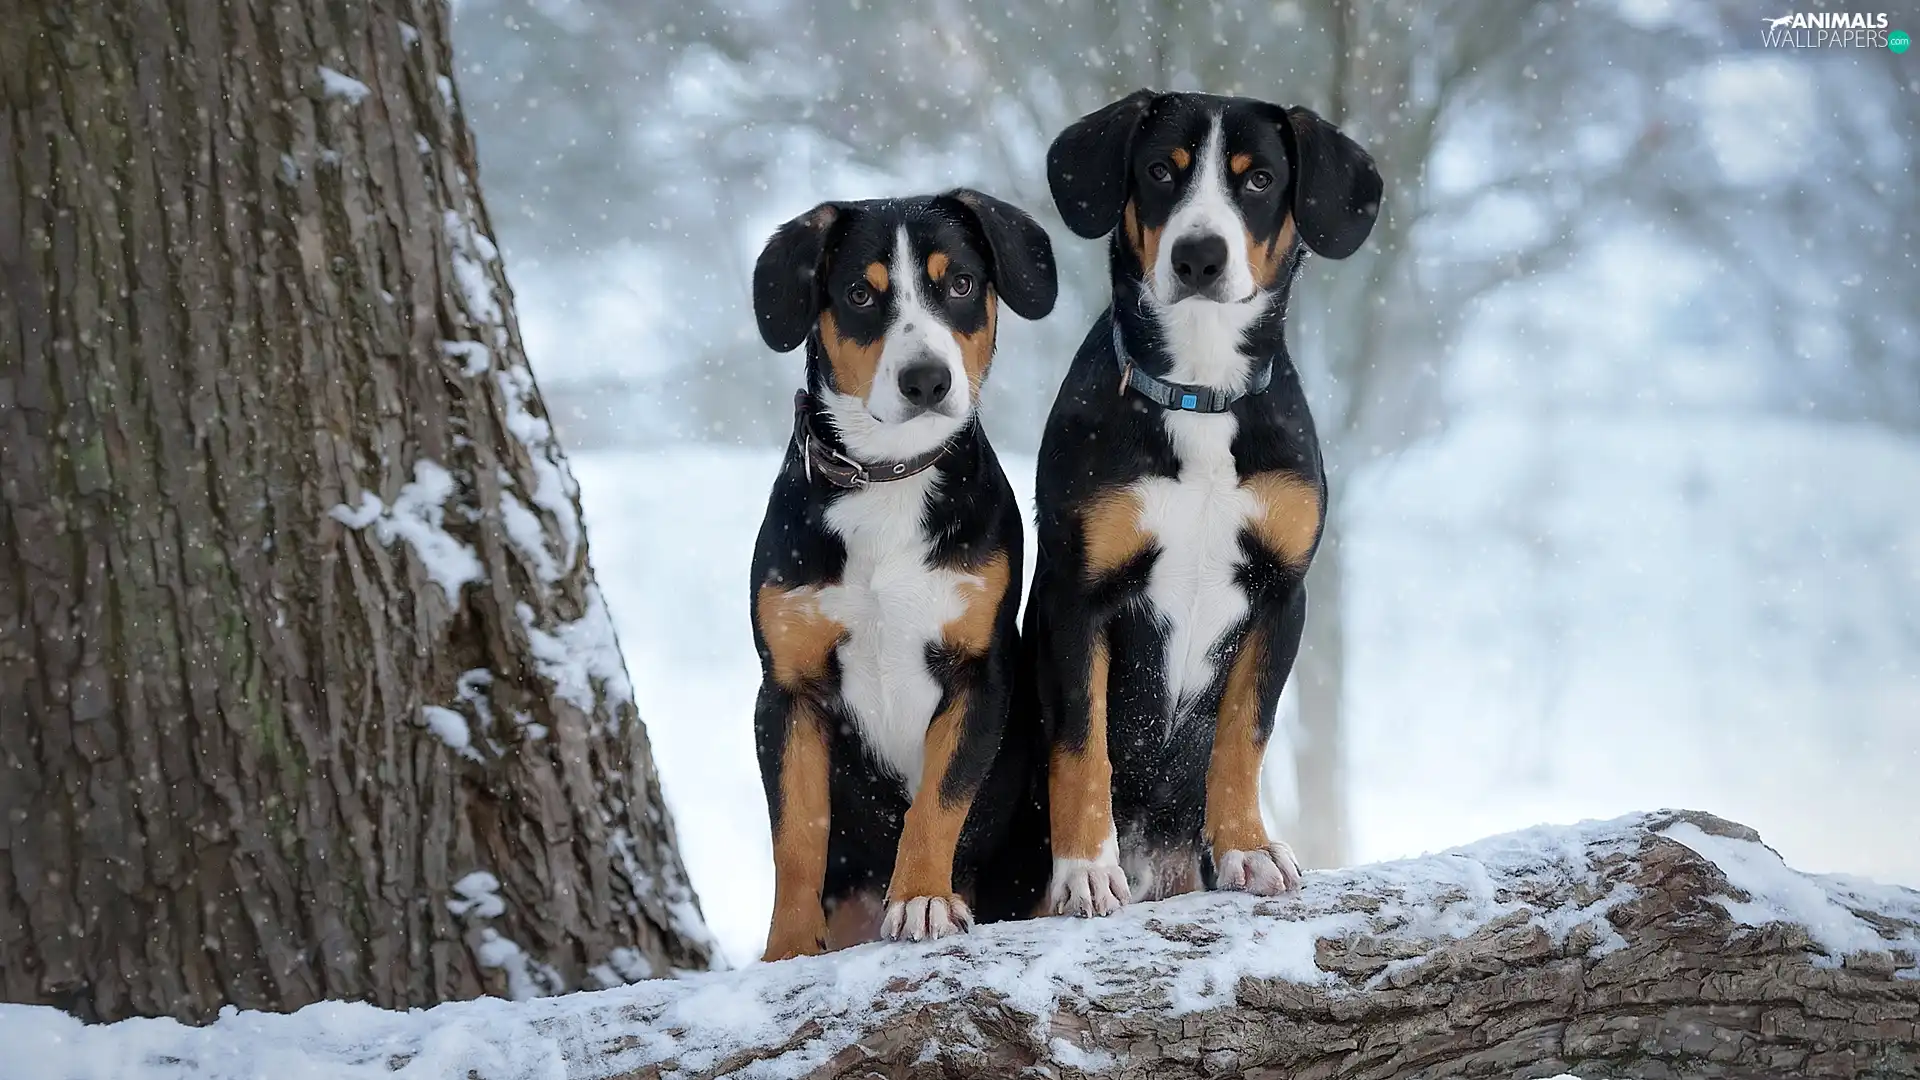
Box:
[817, 472, 978, 790]
[1131, 409, 1255, 718]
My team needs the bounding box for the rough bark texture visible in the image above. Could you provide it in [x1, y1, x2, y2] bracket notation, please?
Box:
[0, 0, 713, 1023]
[521, 811, 1920, 1080]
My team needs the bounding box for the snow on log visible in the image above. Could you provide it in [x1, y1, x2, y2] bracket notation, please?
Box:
[5, 810, 1916, 1080]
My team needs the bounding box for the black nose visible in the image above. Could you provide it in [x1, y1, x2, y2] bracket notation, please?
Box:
[1170, 234, 1229, 290]
[897, 362, 951, 409]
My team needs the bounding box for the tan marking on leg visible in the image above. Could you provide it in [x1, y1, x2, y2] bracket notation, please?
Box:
[941, 549, 1010, 656]
[954, 291, 998, 398]
[818, 309, 881, 400]
[864, 261, 889, 292]
[763, 700, 831, 961]
[1205, 628, 1270, 856]
[824, 890, 885, 950]
[1229, 152, 1253, 176]
[1246, 215, 1296, 290]
[1048, 638, 1115, 861]
[757, 584, 846, 690]
[1241, 468, 1321, 567]
[1080, 488, 1151, 581]
[886, 691, 974, 904]
[927, 250, 949, 282]
[1123, 200, 1164, 283]
[1169, 146, 1192, 169]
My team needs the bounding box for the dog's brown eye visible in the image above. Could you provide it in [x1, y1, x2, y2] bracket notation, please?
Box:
[1148, 161, 1174, 184]
[846, 283, 874, 308]
[948, 273, 974, 298]
[1246, 169, 1275, 193]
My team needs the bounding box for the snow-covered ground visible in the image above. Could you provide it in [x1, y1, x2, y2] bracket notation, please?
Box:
[7, 812, 1913, 1079]
[572, 411, 1920, 968]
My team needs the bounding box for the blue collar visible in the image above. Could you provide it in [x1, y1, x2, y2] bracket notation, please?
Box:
[1111, 319, 1273, 413]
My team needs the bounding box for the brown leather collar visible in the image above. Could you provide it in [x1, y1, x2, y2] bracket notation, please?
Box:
[792, 390, 950, 490]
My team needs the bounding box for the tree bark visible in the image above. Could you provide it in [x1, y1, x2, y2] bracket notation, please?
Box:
[535, 811, 1920, 1080]
[0, 0, 713, 1023]
[10, 811, 1917, 1078]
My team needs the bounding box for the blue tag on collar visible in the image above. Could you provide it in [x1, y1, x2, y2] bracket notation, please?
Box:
[1181, 393, 1199, 410]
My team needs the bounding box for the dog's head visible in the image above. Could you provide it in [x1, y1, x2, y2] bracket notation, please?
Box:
[753, 191, 1056, 462]
[1048, 91, 1381, 310]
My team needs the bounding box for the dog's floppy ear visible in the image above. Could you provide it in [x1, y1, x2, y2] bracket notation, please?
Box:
[942, 188, 1058, 321]
[1278, 106, 1382, 260]
[753, 202, 844, 353]
[1047, 89, 1155, 240]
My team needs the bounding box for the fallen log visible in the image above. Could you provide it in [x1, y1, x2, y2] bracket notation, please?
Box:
[6, 811, 1918, 1079]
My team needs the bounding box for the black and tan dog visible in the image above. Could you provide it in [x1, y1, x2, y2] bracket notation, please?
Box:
[1027, 91, 1381, 915]
[748, 190, 1056, 959]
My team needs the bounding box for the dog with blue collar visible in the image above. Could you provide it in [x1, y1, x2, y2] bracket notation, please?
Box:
[1024, 90, 1381, 916]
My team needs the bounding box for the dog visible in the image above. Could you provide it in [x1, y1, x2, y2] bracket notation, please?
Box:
[1026, 91, 1381, 915]
[748, 190, 1057, 958]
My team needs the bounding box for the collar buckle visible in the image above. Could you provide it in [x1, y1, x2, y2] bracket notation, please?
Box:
[828, 445, 870, 487]
[792, 390, 947, 490]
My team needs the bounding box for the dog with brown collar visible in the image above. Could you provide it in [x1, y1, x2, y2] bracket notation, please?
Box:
[748, 190, 1056, 958]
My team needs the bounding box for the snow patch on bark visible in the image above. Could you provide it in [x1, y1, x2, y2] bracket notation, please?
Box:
[316, 66, 370, 103]
[501, 492, 562, 582]
[456, 668, 526, 753]
[421, 705, 480, 760]
[330, 461, 482, 604]
[446, 875, 569, 1001]
[612, 824, 723, 967]
[475, 928, 565, 1002]
[589, 946, 656, 989]
[496, 366, 582, 574]
[517, 586, 632, 713]
[441, 338, 492, 376]
[1661, 820, 1920, 970]
[448, 871, 507, 919]
[1050, 1037, 1118, 1072]
[444, 210, 503, 332]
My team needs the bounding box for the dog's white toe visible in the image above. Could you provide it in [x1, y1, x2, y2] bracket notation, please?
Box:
[1215, 842, 1303, 896]
[1048, 856, 1132, 917]
[880, 894, 973, 942]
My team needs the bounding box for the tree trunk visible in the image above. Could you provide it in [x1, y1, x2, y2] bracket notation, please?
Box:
[0, 0, 713, 1024]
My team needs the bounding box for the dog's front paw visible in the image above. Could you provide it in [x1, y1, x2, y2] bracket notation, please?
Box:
[880, 894, 974, 942]
[1214, 842, 1303, 896]
[761, 917, 828, 962]
[1048, 856, 1131, 917]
